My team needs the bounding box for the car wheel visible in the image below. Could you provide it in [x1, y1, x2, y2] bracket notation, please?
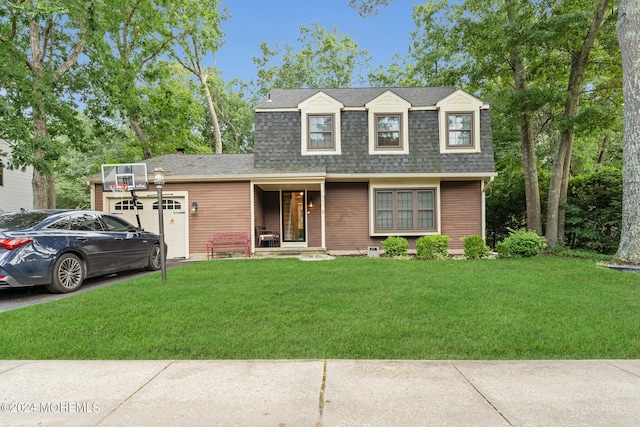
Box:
[145, 243, 162, 271]
[47, 253, 85, 293]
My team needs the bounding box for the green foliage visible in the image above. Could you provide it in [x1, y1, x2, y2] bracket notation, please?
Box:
[416, 235, 450, 260]
[565, 168, 622, 254]
[499, 229, 547, 258]
[252, 22, 371, 97]
[496, 242, 511, 258]
[462, 235, 490, 259]
[205, 75, 255, 153]
[382, 236, 409, 258]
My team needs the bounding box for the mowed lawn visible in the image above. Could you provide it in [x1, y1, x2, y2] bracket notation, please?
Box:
[1, 256, 639, 360]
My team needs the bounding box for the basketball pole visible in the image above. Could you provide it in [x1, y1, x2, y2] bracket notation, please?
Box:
[130, 190, 143, 230]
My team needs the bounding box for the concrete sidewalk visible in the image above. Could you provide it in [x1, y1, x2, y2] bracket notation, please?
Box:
[1, 360, 639, 426]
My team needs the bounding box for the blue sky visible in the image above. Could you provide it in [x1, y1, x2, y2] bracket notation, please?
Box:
[216, 0, 417, 85]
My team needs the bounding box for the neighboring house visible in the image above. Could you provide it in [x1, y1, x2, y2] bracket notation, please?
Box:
[0, 140, 34, 212]
[90, 87, 496, 258]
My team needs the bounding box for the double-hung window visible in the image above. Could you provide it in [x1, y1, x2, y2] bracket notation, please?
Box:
[375, 114, 402, 149]
[447, 112, 474, 148]
[299, 92, 343, 155]
[375, 189, 436, 233]
[308, 115, 334, 150]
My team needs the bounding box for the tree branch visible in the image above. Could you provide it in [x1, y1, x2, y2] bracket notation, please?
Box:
[141, 35, 174, 66]
[41, 21, 53, 64]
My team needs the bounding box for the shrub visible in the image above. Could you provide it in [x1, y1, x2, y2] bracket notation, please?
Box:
[496, 242, 511, 258]
[463, 235, 490, 259]
[416, 235, 450, 260]
[382, 236, 408, 257]
[499, 229, 547, 257]
[566, 168, 621, 254]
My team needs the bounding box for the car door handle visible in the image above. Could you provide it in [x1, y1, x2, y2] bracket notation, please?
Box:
[76, 237, 88, 242]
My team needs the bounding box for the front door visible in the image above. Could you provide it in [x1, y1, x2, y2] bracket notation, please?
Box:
[282, 191, 306, 246]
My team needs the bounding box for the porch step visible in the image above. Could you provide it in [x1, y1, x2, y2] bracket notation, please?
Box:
[253, 247, 327, 258]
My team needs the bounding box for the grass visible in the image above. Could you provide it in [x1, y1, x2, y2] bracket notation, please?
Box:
[1, 256, 639, 360]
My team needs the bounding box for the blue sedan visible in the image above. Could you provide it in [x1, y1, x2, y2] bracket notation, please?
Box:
[0, 210, 164, 293]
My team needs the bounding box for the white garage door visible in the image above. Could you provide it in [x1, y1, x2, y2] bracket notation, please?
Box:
[108, 195, 187, 259]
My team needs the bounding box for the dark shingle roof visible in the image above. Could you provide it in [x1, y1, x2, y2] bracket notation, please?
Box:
[255, 87, 462, 109]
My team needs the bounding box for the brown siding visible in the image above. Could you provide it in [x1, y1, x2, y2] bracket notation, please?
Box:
[325, 183, 384, 251]
[182, 181, 251, 255]
[307, 190, 322, 247]
[254, 187, 265, 230]
[263, 192, 280, 233]
[440, 180, 482, 251]
[94, 185, 104, 211]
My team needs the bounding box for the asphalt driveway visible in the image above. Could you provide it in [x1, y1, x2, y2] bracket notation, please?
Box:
[0, 259, 194, 313]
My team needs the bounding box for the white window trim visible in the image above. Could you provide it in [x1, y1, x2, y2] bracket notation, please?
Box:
[369, 181, 441, 237]
[299, 92, 343, 156]
[366, 91, 411, 155]
[436, 90, 485, 154]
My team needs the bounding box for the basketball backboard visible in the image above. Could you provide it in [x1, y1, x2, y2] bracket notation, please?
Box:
[101, 163, 149, 192]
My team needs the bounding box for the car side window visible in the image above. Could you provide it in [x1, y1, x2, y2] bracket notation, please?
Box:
[46, 217, 71, 230]
[100, 215, 137, 232]
[70, 214, 104, 231]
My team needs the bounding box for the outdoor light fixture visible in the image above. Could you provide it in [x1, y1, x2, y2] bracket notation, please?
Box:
[153, 167, 165, 186]
[153, 167, 167, 282]
[191, 202, 198, 215]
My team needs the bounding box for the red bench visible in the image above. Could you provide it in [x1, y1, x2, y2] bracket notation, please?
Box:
[206, 232, 250, 259]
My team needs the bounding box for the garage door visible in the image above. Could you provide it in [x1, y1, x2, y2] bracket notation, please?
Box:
[108, 196, 187, 259]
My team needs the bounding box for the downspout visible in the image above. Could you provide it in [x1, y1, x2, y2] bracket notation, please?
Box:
[483, 175, 495, 193]
[481, 176, 495, 241]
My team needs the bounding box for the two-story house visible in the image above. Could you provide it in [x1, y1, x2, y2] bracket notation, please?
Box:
[90, 87, 496, 258]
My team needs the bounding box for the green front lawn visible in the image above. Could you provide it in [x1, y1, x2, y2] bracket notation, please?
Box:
[1, 256, 639, 360]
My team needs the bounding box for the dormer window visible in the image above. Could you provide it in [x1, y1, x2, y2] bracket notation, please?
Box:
[308, 114, 335, 150]
[299, 92, 343, 156]
[366, 91, 410, 155]
[375, 114, 402, 149]
[447, 112, 474, 148]
[436, 90, 485, 154]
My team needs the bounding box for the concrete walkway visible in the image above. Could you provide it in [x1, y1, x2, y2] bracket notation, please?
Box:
[1, 359, 639, 426]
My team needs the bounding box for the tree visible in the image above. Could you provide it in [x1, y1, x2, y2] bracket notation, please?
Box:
[372, 0, 620, 247]
[253, 22, 371, 96]
[545, 0, 611, 248]
[613, 0, 640, 265]
[0, 0, 93, 208]
[348, 0, 393, 17]
[203, 75, 254, 153]
[86, 0, 176, 159]
[167, 0, 225, 153]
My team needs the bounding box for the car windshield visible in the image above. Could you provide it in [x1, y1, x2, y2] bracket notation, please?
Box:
[0, 211, 51, 230]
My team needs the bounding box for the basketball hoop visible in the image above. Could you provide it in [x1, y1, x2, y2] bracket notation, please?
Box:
[109, 183, 128, 198]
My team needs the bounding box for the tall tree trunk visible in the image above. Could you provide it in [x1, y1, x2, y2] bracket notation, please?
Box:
[129, 115, 153, 159]
[545, 0, 610, 247]
[557, 132, 574, 242]
[199, 73, 223, 154]
[26, 16, 85, 208]
[507, 0, 542, 235]
[597, 135, 609, 164]
[31, 110, 57, 208]
[613, 0, 640, 265]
